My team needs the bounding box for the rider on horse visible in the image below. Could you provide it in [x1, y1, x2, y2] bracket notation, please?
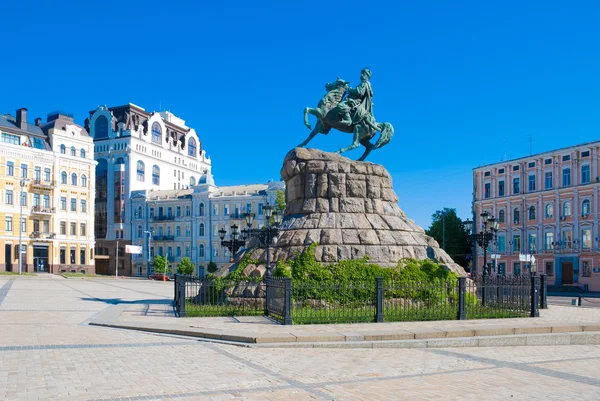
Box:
[339, 68, 374, 128]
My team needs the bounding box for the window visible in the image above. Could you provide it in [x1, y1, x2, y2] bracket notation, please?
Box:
[544, 232, 553, 250]
[199, 203, 205, 216]
[134, 160, 145, 182]
[582, 199, 591, 216]
[81, 175, 87, 187]
[185, 246, 190, 257]
[6, 161, 14, 176]
[43, 220, 49, 233]
[21, 164, 27, 179]
[81, 200, 87, 213]
[60, 144, 66, 154]
[176, 226, 181, 237]
[514, 262, 521, 276]
[43, 195, 50, 208]
[34, 166, 41, 180]
[582, 261, 591, 277]
[562, 155, 571, 161]
[528, 175, 535, 191]
[498, 210, 505, 223]
[528, 233, 537, 252]
[484, 183, 490, 199]
[545, 261, 554, 276]
[562, 168, 571, 187]
[582, 228, 592, 249]
[528, 206, 535, 220]
[33, 194, 40, 207]
[5, 190, 13, 205]
[544, 171, 552, 189]
[497, 235, 506, 252]
[484, 171, 490, 177]
[224, 204, 229, 215]
[176, 246, 181, 257]
[513, 165, 520, 171]
[151, 122, 162, 144]
[213, 204, 218, 216]
[95, 115, 109, 138]
[70, 249, 75, 264]
[513, 208, 520, 224]
[581, 164, 591, 184]
[60, 221, 66, 235]
[2, 132, 20, 145]
[528, 162, 535, 168]
[185, 206, 190, 216]
[563, 231, 572, 249]
[188, 137, 197, 157]
[190, 177, 196, 186]
[513, 177, 520, 194]
[545, 203, 553, 218]
[512, 234, 521, 252]
[176, 206, 181, 217]
[71, 173, 77, 186]
[44, 168, 51, 181]
[246, 203, 252, 213]
[563, 201, 572, 217]
[60, 197, 66, 210]
[497, 180, 505, 197]
[5, 217, 12, 232]
[32, 219, 40, 233]
[199, 244, 205, 257]
[80, 250, 86, 265]
[70, 222, 76, 235]
[582, 150, 590, 158]
[70, 146, 76, 157]
[20, 192, 26, 206]
[70, 198, 76, 212]
[60, 249, 66, 264]
[80, 223, 86, 237]
[545, 158, 552, 165]
[61, 171, 67, 184]
[137, 225, 143, 238]
[498, 168, 505, 174]
[20, 218, 26, 233]
[213, 247, 219, 257]
[199, 223, 205, 236]
[80, 149, 86, 158]
[258, 203, 264, 215]
[152, 165, 160, 185]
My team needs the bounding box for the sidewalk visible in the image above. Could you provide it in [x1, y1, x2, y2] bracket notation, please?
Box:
[89, 302, 600, 348]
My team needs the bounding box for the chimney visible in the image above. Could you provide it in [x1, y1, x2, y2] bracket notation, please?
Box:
[16, 108, 27, 129]
[35, 117, 42, 126]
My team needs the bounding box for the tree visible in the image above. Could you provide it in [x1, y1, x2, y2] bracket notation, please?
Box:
[176, 257, 194, 275]
[275, 189, 286, 212]
[207, 261, 218, 273]
[152, 255, 171, 275]
[426, 208, 471, 268]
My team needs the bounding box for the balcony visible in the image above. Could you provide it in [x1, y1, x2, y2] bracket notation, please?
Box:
[153, 215, 176, 221]
[31, 180, 55, 190]
[31, 206, 56, 215]
[30, 232, 56, 240]
[153, 235, 175, 241]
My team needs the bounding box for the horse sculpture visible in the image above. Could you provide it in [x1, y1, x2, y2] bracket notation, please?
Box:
[298, 76, 394, 161]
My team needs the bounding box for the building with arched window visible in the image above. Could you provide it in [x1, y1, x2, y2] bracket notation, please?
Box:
[473, 140, 600, 291]
[88, 103, 210, 277]
[0, 108, 95, 274]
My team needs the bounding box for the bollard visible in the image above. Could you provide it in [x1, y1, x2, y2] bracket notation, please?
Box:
[530, 274, 540, 317]
[539, 274, 547, 309]
[457, 277, 466, 320]
[375, 277, 384, 323]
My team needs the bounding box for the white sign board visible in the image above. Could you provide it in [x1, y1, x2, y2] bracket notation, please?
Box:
[491, 254, 501, 259]
[125, 245, 143, 254]
[519, 254, 535, 262]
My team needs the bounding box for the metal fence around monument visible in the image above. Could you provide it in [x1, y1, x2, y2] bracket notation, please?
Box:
[174, 274, 545, 323]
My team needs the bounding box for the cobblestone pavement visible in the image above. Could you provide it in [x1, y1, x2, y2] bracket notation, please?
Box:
[1, 275, 600, 400]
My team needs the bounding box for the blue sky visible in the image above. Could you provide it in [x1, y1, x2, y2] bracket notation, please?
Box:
[1, 1, 600, 228]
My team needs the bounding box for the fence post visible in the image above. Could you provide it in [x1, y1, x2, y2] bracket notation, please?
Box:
[173, 274, 178, 307]
[178, 277, 187, 317]
[530, 274, 539, 317]
[457, 276, 466, 320]
[376, 277, 384, 323]
[539, 273, 547, 309]
[265, 277, 271, 317]
[481, 275, 487, 307]
[283, 278, 292, 325]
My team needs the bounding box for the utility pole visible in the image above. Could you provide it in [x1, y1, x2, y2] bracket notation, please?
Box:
[115, 240, 119, 279]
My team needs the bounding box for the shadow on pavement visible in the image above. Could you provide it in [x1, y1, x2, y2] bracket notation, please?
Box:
[80, 297, 173, 305]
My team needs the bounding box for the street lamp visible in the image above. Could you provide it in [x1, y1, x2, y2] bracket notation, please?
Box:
[465, 212, 499, 277]
[219, 224, 246, 255]
[144, 230, 153, 278]
[262, 205, 284, 278]
[18, 179, 29, 275]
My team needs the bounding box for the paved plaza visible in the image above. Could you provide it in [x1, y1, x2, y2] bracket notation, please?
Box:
[1, 275, 600, 400]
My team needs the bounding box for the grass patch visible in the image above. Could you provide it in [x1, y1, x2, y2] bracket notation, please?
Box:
[185, 301, 264, 317]
[0, 272, 36, 276]
[61, 273, 113, 278]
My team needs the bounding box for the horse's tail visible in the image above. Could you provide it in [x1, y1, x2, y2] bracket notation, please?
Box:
[374, 122, 394, 149]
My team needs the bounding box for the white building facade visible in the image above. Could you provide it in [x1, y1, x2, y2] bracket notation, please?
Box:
[88, 104, 211, 275]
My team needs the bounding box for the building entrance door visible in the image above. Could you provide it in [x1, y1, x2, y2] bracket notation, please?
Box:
[4, 244, 12, 272]
[33, 246, 49, 273]
[562, 262, 574, 285]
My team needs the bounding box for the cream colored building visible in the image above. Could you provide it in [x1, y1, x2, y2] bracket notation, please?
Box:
[0, 109, 95, 273]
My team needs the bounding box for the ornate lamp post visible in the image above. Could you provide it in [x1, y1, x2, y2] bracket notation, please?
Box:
[465, 211, 499, 276]
[218, 224, 246, 256]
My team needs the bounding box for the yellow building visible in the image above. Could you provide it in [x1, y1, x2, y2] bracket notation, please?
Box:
[0, 109, 95, 273]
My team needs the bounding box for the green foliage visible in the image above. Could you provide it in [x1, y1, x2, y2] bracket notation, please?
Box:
[152, 256, 170, 274]
[176, 258, 194, 275]
[275, 189, 286, 212]
[207, 261, 218, 273]
[225, 254, 262, 283]
[426, 208, 471, 268]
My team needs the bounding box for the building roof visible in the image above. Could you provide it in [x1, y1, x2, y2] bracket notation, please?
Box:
[145, 183, 271, 201]
[0, 114, 44, 136]
[0, 114, 51, 150]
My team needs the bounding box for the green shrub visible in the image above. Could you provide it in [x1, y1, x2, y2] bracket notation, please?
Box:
[176, 258, 194, 275]
[207, 261, 218, 273]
